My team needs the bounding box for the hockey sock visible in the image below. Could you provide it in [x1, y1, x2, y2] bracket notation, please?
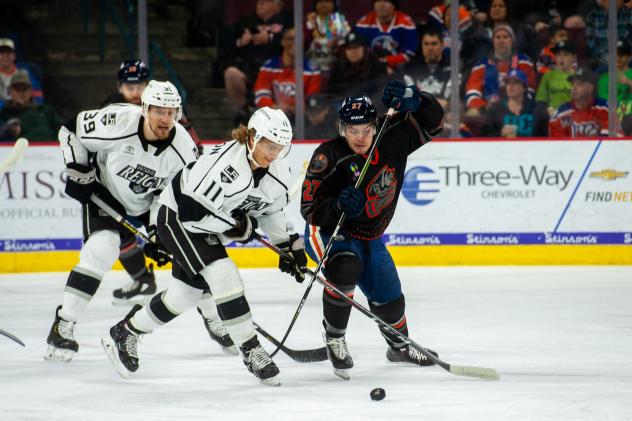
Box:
[369, 294, 409, 348]
[60, 268, 102, 322]
[216, 294, 254, 346]
[196, 289, 220, 321]
[322, 252, 361, 337]
[119, 239, 149, 281]
[130, 277, 203, 332]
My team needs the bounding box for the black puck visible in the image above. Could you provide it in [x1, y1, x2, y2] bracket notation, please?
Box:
[370, 387, 386, 401]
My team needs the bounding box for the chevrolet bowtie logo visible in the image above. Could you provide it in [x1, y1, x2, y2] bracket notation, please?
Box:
[589, 169, 629, 181]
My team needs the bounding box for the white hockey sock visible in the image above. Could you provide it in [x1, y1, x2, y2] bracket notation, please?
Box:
[197, 291, 220, 321]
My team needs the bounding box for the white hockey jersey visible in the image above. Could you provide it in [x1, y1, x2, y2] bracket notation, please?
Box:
[59, 103, 198, 216]
[160, 139, 293, 244]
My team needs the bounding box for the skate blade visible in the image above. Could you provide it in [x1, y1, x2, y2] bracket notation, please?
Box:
[333, 368, 350, 380]
[43, 345, 75, 362]
[260, 375, 281, 387]
[101, 336, 130, 379]
[221, 345, 239, 356]
[112, 296, 151, 307]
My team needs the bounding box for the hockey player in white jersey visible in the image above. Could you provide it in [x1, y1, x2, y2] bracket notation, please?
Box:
[101, 107, 308, 386]
[44, 80, 198, 362]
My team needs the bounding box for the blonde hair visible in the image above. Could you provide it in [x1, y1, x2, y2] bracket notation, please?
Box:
[231, 124, 255, 145]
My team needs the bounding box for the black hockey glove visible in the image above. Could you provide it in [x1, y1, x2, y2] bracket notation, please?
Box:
[143, 226, 171, 267]
[277, 233, 308, 283]
[64, 163, 96, 204]
[336, 186, 366, 218]
[381, 80, 421, 113]
[224, 209, 258, 244]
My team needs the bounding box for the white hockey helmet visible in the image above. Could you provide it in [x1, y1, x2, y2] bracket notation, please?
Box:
[247, 107, 293, 146]
[141, 80, 183, 121]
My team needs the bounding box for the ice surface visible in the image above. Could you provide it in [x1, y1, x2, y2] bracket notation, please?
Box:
[1, 266, 631, 420]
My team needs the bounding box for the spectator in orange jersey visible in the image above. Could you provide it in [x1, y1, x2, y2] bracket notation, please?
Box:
[465, 24, 536, 116]
[253, 27, 321, 118]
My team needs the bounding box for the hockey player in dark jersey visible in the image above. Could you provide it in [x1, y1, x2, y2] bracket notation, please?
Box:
[301, 82, 444, 379]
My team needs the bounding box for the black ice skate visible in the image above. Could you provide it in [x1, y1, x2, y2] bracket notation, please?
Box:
[112, 264, 157, 305]
[44, 305, 79, 362]
[101, 305, 144, 378]
[323, 333, 353, 380]
[240, 336, 280, 386]
[197, 308, 238, 355]
[386, 345, 438, 367]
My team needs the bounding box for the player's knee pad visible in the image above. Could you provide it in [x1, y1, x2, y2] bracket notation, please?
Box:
[160, 278, 204, 315]
[199, 258, 244, 301]
[77, 230, 121, 277]
[325, 251, 362, 288]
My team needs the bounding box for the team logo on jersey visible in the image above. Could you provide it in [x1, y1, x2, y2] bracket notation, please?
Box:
[100, 113, 117, 126]
[220, 165, 239, 183]
[365, 165, 397, 218]
[309, 153, 328, 174]
[204, 234, 221, 246]
[570, 121, 600, 137]
[116, 164, 167, 194]
[238, 195, 270, 212]
[124, 145, 135, 155]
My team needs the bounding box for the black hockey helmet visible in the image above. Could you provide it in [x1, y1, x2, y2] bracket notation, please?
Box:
[117, 60, 149, 83]
[338, 96, 377, 125]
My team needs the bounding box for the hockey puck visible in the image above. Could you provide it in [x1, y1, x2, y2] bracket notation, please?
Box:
[370, 388, 386, 401]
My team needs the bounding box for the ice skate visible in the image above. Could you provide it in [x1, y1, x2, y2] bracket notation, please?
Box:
[386, 345, 438, 367]
[197, 308, 238, 355]
[44, 305, 78, 362]
[102, 305, 144, 378]
[112, 264, 156, 305]
[324, 333, 353, 380]
[241, 337, 280, 386]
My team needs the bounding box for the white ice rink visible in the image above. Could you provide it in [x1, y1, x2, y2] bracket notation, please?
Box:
[1, 266, 631, 421]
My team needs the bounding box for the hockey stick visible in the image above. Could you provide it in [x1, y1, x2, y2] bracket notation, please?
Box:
[90, 194, 327, 363]
[0, 328, 25, 347]
[254, 322, 327, 363]
[255, 234, 499, 381]
[269, 107, 396, 359]
[0, 137, 28, 175]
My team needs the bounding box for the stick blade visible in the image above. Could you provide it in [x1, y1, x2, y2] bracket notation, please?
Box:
[449, 365, 500, 381]
[286, 347, 328, 363]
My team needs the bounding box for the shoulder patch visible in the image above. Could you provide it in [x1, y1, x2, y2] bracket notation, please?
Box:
[221, 165, 239, 183]
[100, 112, 117, 126]
[309, 153, 329, 174]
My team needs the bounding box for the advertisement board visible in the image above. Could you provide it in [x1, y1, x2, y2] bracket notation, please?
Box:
[1, 139, 631, 271]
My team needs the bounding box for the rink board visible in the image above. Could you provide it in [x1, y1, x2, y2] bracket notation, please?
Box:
[1, 139, 631, 272]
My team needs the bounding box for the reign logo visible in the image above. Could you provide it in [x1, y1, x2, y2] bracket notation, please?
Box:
[117, 164, 166, 194]
[238, 195, 270, 212]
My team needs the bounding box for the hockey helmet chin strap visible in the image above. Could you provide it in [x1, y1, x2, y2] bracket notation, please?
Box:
[246, 137, 264, 169]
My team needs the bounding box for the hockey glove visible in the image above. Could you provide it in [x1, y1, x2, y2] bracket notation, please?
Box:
[277, 233, 308, 283]
[65, 163, 96, 204]
[224, 209, 258, 244]
[381, 80, 421, 113]
[336, 186, 366, 218]
[143, 226, 171, 267]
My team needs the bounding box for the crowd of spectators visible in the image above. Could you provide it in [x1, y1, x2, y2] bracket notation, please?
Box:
[2, 0, 632, 141]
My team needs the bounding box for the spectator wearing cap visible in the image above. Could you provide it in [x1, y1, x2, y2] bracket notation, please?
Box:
[597, 40, 632, 120]
[327, 31, 388, 102]
[305, 0, 351, 73]
[549, 68, 609, 137]
[536, 41, 576, 113]
[0, 37, 44, 107]
[100, 59, 149, 107]
[353, 0, 418, 71]
[253, 27, 321, 118]
[0, 70, 61, 142]
[586, 0, 632, 70]
[465, 24, 537, 115]
[481, 0, 539, 59]
[398, 27, 455, 110]
[535, 24, 569, 75]
[305, 94, 337, 139]
[481, 69, 549, 137]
